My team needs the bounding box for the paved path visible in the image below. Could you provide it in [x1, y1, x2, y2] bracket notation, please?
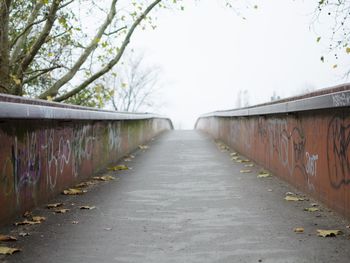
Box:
[1, 131, 350, 262]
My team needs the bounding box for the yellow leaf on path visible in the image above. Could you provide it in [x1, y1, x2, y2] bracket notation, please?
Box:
[346, 47, 350, 54]
[14, 220, 40, 226]
[241, 159, 250, 163]
[231, 156, 239, 160]
[80, 206, 96, 210]
[108, 165, 128, 171]
[240, 169, 251, 173]
[230, 152, 238, 156]
[47, 203, 63, 209]
[62, 188, 86, 195]
[93, 175, 115, 181]
[317, 229, 342, 237]
[284, 196, 304, 201]
[53, 208, 69, 214]
[257, 171, 271, 178]
[236, 160, 243, 163]
[294, 227, 304, 233]
[0, 235, 17, 241]
[75, 181, 96, 188]
[245, 164, 254, 167]
[32, 216, 46, 222]
[0, 246, 20, 255]
[304, 207, 319, 212]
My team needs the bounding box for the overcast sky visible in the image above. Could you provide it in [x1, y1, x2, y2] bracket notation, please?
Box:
[130, 0, 348, 129]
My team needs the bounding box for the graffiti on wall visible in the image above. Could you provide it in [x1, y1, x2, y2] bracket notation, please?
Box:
[0, 124, 102, 204]
[327, 115, 350, 188]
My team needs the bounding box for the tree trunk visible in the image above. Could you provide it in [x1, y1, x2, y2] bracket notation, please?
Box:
[0, 0, 12, 94]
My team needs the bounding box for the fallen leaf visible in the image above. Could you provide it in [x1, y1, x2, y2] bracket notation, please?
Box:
[104, 227, 112, 231]
[241, 159, 250, 163]
[93, 175, 115, 181]
[53, 208, 69, 214]
[257, 171, 271, 178]
[123, 158, 132, 162]
[0, 246, 20, 255]
[310, 203, 318, 207]
[0, 235, 17, 241]
[236, 160, 243, 163]
[267, 189, 273, 192]
[79, 205, 96, 210]
[230, 152, 238, 156]
[138, 145, 149, 150]
[304, 207, 319, 212]
[231, 156, 240, 160]
[317, 229, 342, 237]
[285, 192, 296, 196]
[62, 188, 86, 195]
[75, 181, 96, 188]
[108, 165, 128, 171]
[294, 227, 304, 233]
[14, 220, 40, 226]
[284, 196, 304, 201]
[18, 232, 30, 237]
[240, 169, 251, 173]
[72, 221, 79, 224]
[32, 216, 46, 222]
[244, 164, 254, 167]
[47, 203, 63, 209]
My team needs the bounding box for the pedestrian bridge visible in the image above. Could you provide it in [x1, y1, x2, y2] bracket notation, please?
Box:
[0, 85, 349, 262]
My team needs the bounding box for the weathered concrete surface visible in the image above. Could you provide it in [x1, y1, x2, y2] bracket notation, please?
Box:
[1, 130, 349, 262]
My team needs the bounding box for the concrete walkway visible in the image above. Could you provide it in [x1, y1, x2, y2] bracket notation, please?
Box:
[1, 130, 350, 262]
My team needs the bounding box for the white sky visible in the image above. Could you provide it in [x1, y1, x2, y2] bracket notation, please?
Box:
[130, 0, 349, 129]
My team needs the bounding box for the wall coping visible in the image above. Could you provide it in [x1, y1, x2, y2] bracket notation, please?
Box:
[200, 83, 350, 118]
[0, 94, 169, 121]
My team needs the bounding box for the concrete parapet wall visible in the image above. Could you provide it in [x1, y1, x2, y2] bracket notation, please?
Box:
[196, 85, 350, 219]
[0, 95, 172, 224]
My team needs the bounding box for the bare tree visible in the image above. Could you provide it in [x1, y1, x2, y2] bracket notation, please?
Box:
[111, 53, 161, 112]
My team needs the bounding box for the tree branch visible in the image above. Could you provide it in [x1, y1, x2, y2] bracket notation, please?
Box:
[53, 0, 162, 102]
[10, 1, 45, 62]
[15, 0, 62, 95]
[38, 0, 119, 99]
[23, 65, 62, 84]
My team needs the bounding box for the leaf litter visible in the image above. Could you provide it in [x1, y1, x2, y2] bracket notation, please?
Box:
[93, 175, 116, 181]
[240, 169, 251, 173]
[62, 188, 87, 195]
[0, 235, 17, 242]
[53, 208, 70, 214]
[317, 229, 343, 237]
[294, 227, 304, 233]
[284, 195, 304, 201]
[0, 246, 20, 255]
[304, 207, 320, 212]
[108, 165, 128, 171]
[47, 203, 63, 209]
[80, 205, 96, 210]
[257, 171, 272, 178]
